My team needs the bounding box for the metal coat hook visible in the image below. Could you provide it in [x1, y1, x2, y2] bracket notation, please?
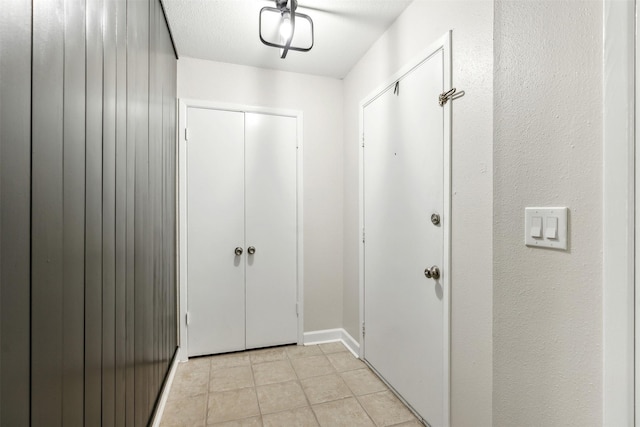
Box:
[438, 87, 465, 106]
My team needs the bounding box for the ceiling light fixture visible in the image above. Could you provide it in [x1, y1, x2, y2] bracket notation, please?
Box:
[260, 0, 314, 59]
[279, 12, 293, 41]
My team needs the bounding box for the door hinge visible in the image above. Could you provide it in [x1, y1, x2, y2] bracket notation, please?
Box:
[438, 87, 463, 106]
[361, 134, 365, 148]
[184, 128, 189, 141]
[362, 322, 365, 337]
[186, 312, 190, 326]
[362, 228, 365, 244]
[296, 302, 299, 317]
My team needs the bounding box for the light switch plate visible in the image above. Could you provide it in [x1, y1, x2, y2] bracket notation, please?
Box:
[524, 207, 568, 250]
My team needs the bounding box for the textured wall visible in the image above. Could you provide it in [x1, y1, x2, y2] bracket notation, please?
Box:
[493, 1, 603, 425]
[342, 1, 494, 425]
[178, 58, 344, 332]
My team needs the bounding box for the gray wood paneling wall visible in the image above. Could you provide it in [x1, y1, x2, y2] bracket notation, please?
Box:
[0, 0, 178, 425]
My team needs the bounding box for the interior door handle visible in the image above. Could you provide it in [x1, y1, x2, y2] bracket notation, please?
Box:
[234, 247, 243, 256]
[424, 265, 440, 280]
[248, 246, 256, 255]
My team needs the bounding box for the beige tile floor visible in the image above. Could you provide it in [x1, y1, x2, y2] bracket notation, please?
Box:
[161, 341, 423, 427]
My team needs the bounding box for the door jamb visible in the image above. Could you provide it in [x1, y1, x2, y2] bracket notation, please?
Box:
[177, 99, 304, 361]
[602, 0, 635, 424]
[357, 31, 452, 426]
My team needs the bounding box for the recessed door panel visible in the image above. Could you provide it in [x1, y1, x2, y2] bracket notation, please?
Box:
[245, 113, 298, 349]
[363, 51, 445, 426]
[187, 107, 245, 357]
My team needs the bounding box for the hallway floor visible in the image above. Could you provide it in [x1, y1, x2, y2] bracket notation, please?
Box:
[160, 341, 422, 426]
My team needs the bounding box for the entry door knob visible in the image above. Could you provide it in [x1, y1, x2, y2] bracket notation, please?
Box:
[424, 265, 440, 280]
[234, 247, 243, 256]
[248, 246, 256, 255]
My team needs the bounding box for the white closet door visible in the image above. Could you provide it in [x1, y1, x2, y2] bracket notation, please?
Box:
[244, 112, 298, 349]
[187, 107, 246, 357]
[363, 51, 445, 426]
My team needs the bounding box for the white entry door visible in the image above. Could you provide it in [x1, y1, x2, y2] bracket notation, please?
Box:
[363, 48, 448, 426]
[186, 107, 298, 357]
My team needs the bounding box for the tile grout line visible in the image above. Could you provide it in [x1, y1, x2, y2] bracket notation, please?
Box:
[249, 351, 263, 422]
[288, 345, 323, 426]
[331, 345, 384, 427]
[204, 357, 212, 426]
[353, 392, 382, 427]
[353, 383, 422, 426]
[305, 343, 379, 427]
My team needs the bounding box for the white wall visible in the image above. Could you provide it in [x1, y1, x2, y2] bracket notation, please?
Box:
[493, 1, 603, 425]
[178, 58, 344, 332]
[342, 1, 494, 425]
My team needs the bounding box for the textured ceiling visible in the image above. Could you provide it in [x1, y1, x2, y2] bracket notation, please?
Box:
[162, 0, 413, 79]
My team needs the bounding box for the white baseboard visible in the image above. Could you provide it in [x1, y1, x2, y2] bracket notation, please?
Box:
[150, 354, 180, 427]
[303, 328, 360, 357]
[340, 329, 360, 357]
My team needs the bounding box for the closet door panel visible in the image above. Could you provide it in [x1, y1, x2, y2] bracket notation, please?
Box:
[187, 107, 246, 356]
[245, 113, 298, 349]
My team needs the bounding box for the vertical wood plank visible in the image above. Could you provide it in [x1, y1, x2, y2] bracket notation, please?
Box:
[62, 0, 87, 424]
[162, 2, 178, 366]
[114, 0, 128, 425]
[0, 0, 32, 424]
[148, 0, 160, 403]
[128, 0, 151, 422]
[31, 0, 65, 423]
[102, 0, 117, 424]
[85, 0, 104, 423]
[163, 1, 178, 356]
[125, 0, 137, 422]
[163, 0, 175, 383]
[170, 46, 178, 356]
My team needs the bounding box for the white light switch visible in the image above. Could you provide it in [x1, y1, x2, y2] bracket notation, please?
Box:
[545, 217, 558, 239]
[530, 216, 542, 238]
[524, 207, 568, 250]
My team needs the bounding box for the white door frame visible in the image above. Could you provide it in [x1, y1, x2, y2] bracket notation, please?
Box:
[177, 99, 304, 361]
[358, 31, 452, 426]
[602, 0, 635, 424]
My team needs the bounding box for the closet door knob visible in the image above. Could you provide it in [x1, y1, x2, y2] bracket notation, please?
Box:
[248, 246, 256, 255]
[234, 247, 243, 256]
[424, 266, 440, 280]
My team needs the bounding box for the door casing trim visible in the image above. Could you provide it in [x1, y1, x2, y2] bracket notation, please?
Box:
[602, 0, 635, 424]
[357, 31, 452, 426]
[177, 99, 304, 361]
